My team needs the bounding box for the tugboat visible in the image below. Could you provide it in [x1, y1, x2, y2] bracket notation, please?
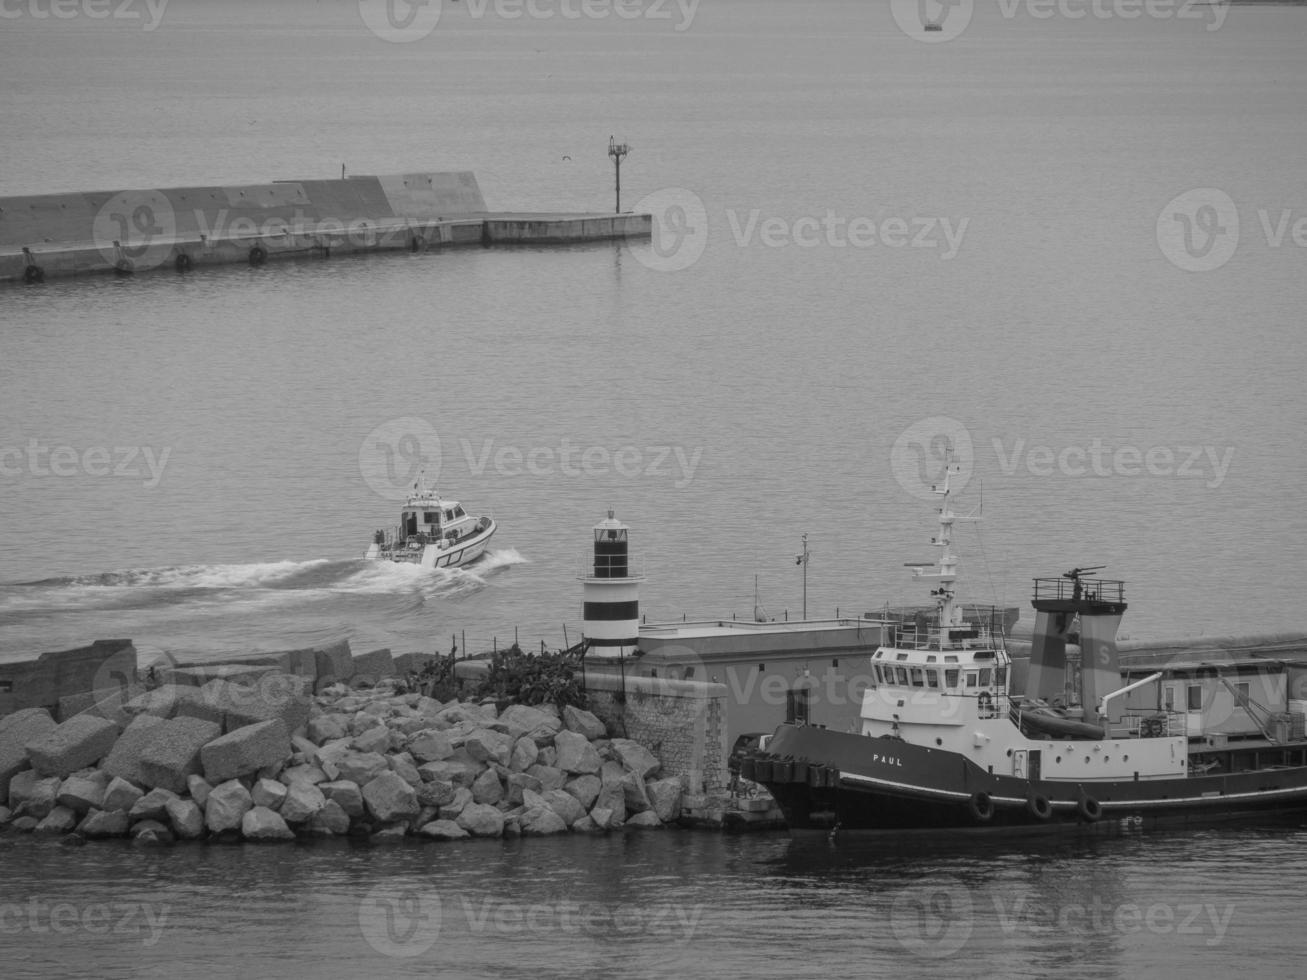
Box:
[364, 476, 496, 570]
[749, 453, 1307, 834]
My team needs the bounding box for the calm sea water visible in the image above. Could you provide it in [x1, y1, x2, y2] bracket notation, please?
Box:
[2, 3, 1307, 976]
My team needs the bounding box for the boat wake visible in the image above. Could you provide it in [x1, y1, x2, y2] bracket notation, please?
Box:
[2, 548, 529, 614]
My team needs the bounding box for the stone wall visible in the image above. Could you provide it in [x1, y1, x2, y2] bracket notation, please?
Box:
[582, 673, 729, 796]
[0, 640, 136, 718]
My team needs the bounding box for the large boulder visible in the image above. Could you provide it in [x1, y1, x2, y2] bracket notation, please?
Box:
[361, 772, 419, 823]
[351, 647, 394, 683]
[438, 787, 472, 820]
[520, 806, 568, 836]
[388, 753, 421, 787]
[625, 811, 664, 829]
[205, 673, 313, 734]
[56, 771, 109, 814]
[505, 771, 544, 806]
[137, 717, 223, 793]
[526, 764, 566, 792]
[319, 780, 365, 819]
[102, 776, 143, 814]
[129, 787, 179, 822]
[350, 725, 391, 756]
[123, 685, 204, 720]
[455, 802, 505, 838]
[408, 730, 454, 764]
[251, 778, 288, 810]
[646, 777, 683, 823]
[564, 774, 602, 811]
[0, 708, 56, 799]
[280, 781, 326, 823]
[463, 729, 512, 767]
[314, 640, 355, 687]
[495, 704, 562, 741]
[594, 783, 627, 826]
[242, 806, 295, 841]
[100, 714, 168, 787]
[205, 779, 253, 834]
[165, 798, 205, 840]
[611, 739, 661, 779]
[554, 730, 602, 775]
[542, 789, 586, 826]
[508, 736, 539, 773]
[418, 819, 469, 841]
[417, 759, 483, 788]
[26, 714, 120, 778]
[8, 772, 60, 819]
[307, 713, 350, 745]
[619, 770, 652, 814]
[562, 705, 607, 741]
[78, 807, 130, 839]
[35, 805, 79, 835]
[333, 751, 389, 785]
[416, 779, 457, 809]
[470, 768, 504, 806]
[200, 719, 291, 784]
[305, 799, 351, 836]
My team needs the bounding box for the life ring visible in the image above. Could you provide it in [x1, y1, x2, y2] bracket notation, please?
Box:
[23, 264, 44, 284]
[968, 791, 994, 822]
[1027, 793, 1052, 820]
[1077, 794, 1102, 822]
[175, 252, 192, 272]
[249, 245, 268, 267]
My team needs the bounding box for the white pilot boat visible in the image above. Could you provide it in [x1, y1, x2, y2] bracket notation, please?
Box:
[364, 478, 496, 570]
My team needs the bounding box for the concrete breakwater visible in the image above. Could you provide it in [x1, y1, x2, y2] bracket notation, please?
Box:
[0, 659, 686, 844]
[0, 171, 651, 285]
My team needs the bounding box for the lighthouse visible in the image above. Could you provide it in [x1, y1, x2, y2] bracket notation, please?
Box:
[580, 510, 644, 659]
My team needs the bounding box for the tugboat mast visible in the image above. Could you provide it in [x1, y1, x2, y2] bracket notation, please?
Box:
[908, 449, 978, 645]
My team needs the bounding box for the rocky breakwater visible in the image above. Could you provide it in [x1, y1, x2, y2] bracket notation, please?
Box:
[0, 673, 684, 844]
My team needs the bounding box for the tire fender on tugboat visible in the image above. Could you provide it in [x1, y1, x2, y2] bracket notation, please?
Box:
[1076, 792, 1102, 822]
[968, 791, 994, 822]
[1027, 792, 1053, 820]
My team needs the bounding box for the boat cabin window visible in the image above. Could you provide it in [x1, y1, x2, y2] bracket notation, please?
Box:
[424, 511, 440, 524]
[875, 665, 887, 684]
[444, 510, 455, 521]
[925, 669, 939, 689]
[910, 668, 924, 688]
[895, 667, 909, 685]
[965, 671, 978, 689]
[979, 668, 992, 687]
[995, 666, 1007, 688]
[453, 506, 466, 518]
[945, 668, 959, 688]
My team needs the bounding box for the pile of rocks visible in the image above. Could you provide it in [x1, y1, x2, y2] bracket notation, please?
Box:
[0, 674, 683, 844]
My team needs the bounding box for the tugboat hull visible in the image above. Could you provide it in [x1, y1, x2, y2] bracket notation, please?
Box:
[755, 724, 1307, 836]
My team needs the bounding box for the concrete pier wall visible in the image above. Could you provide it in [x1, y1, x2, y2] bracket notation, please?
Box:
[0, 171, 648, 285]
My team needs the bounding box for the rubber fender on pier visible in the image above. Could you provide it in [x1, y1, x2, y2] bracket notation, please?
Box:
[23, 264, 44, 284]
[753, 758, 774, 783]
[968, 791, 995, 822]
[807, 762, 825, 788]
[739, 757, 756, 782]
[249, 245, 268, 267]
[793, 760, 809, 784]
[772, 759, 794, 783]
[1027, 793, 1053, 820]
[175, 252, 192, 272]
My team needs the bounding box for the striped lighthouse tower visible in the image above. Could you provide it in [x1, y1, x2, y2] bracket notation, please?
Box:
[580, 510, 644, 659]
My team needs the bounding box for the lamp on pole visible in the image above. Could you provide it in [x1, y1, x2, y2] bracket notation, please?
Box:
[795, 533, 811, 620]
[608, 135, 630, 213]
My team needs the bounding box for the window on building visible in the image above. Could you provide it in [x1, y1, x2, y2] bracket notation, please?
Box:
[1164, 686, 1176, 710]
[831, 658, 839, 668]
[786, 688, 811, 726]
[1235, 682, 1250, 702]
[1187, 685, 1203, 711]
[683, 666, 695, 680]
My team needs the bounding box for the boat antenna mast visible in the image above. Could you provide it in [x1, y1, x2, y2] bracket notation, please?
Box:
[909, 447, 980, 637]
